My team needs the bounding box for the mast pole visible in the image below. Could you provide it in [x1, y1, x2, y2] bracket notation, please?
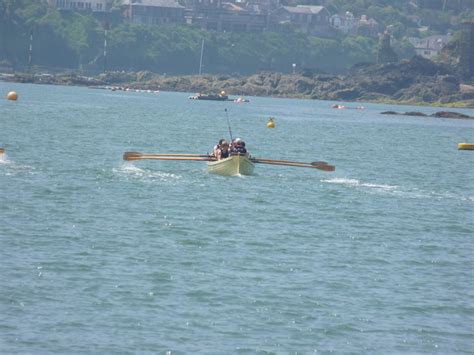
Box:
[199, 39, 204, 75]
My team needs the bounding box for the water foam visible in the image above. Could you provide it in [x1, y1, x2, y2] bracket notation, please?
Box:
[321, 178, 398, 191]
[0, 153, 10, 165]
[114, 163, 183, 182]
[321, 177, 473, 202]
[0, 155, 37, 177]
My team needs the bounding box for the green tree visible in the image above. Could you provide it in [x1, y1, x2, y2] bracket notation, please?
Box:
[0, 0, 33, 67]
[1, 0, 467, 75]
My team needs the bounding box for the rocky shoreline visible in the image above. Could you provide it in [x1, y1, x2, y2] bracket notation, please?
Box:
[2, 56, 473, 108]
[381, 111, 472, 119]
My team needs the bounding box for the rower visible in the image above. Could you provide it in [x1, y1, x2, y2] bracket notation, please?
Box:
[218, 141, 230, 160]
[230, 138, 249, 156]
[213, 139, 225, 157]
[213, 139, 230, 160]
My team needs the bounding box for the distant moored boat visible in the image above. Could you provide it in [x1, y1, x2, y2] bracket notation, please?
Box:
[189, 91, 229, 101]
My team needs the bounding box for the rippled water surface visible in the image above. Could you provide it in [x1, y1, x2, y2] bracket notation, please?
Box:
[1, 83, 473, 353]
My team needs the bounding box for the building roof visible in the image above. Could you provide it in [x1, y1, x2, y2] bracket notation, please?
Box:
[222, 2, 247, 12]
[123, 0, 184, 8]
[415, 35, 451, 50]
[281, 5, 326, 15]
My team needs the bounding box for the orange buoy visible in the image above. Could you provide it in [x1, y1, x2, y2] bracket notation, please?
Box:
[458, 143, 474, 150]
[267, 117, 275, 128]
[7, 91, 18, 101]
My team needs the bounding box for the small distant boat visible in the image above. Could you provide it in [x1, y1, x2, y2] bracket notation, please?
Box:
[207, 154, 255, 176]
[331, 104, 364, 110]
[189, 91, 229, 101]
[234, 97, 250, 103]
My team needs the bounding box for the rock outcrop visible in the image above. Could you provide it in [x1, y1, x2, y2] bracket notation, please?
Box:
[3, 56, 473, 107]
[381, 111, 472, 119]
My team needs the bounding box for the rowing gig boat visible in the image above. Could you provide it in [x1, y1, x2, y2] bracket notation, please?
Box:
[207, 154, 255, 176]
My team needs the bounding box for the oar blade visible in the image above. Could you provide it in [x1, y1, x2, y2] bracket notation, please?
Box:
[311, 162, 335, 171]
[123, 151, 143, 161]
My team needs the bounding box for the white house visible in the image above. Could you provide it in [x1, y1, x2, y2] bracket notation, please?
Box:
[409, 34, 452, 59]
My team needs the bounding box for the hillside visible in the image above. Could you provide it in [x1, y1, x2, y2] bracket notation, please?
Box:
[0, 0, 472, 75]
[1, 0, 472, 106]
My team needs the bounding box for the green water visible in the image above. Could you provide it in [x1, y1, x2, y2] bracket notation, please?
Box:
[1, 83, 473, 353]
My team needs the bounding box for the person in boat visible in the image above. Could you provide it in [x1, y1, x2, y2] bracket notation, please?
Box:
[217, 140, 230, 160]
[230, 138, 249, 157]
[213, 139, 230, 160]
[213, 138, 225, 156]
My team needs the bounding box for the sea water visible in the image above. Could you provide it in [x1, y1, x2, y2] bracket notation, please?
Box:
[1, 83, 473, 353]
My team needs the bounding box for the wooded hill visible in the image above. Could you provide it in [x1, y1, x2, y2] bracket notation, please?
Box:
[0, 0, 472, 75]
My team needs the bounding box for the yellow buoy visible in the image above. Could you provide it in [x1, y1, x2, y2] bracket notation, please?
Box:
[458, 143, 474, 150]
[267, 117, 275, 128]
[7, 91, 18, 101]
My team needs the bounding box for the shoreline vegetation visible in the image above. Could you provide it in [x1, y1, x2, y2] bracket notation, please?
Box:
[2, 56, 473, 109]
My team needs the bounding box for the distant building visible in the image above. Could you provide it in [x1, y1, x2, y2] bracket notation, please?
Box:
[330, 12, 380, 37]
[357, 15, 379, 37]
[47, 0, 110, 12]
[183, 0, 268, 32]
[271, 5, 331, 35]
[244, 0, 280, 14]
[409, 34, 452, 59]
[181, 0, 221, 9]
[330, 11, 356, 35]
[122, 0, 185, 25]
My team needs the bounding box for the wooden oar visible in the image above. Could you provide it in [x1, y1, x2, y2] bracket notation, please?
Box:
[252, 158, 335, 172]
[143, 153, 210, 157]
[254, 158, 329, 165]
[123, 151, 215, 162]
[124, 151, 209, 159]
